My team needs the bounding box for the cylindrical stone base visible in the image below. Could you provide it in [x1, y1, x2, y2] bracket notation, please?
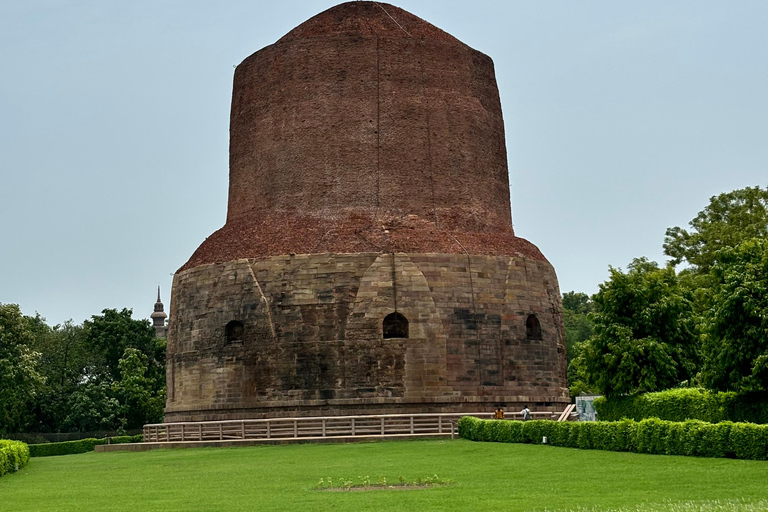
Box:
[165, 252, 569, 422]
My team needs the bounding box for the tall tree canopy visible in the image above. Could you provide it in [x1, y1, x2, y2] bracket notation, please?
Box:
[84, 308, 164, 384]
[73, 308, 166, 430]
[0, 305, 166, 434]
[664, 186, 768, 272]
[701, 238, 768, 393]
[0, 304, 45, 434]
[562, 291, 594, 363]
[114, 348, 165, 429]
[571, 259, 700, 397]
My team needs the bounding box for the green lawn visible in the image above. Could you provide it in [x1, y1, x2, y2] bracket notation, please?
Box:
[2, 440, 767, 512]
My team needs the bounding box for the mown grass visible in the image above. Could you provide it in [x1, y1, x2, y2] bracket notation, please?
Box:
[1, 439, 767, 512]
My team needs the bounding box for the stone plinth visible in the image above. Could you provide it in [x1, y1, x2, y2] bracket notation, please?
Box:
[165, 253, 568, 422]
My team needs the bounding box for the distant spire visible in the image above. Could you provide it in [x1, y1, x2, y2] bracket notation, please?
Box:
[151, 285, 167, 337]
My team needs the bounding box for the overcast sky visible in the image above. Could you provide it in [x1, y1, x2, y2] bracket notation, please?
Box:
[1, 1, 766, 326]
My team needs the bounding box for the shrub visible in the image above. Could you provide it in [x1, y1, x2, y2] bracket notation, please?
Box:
[109, 434, 143, 444]
[0, 440, 30, 476]
[458, 416, 768, 461]
[545, 421, 572, 447]
[521, 420, 548, 444]
[458, 416, 480, 440]
[29, 438, 106, 457]
[498, 420, 525, 443]
[28, 434, 143, 457]
[591, 418, 635, 452]
[730, 422, 768, 460]
[636, 417, 666, 454]
[593, 389, 768, 423]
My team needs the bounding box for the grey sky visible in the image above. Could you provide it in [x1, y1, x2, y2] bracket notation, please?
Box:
[1, 1, 766, 326]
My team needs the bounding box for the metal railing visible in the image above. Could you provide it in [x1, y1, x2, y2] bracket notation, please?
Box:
[143, 410, 567, 443]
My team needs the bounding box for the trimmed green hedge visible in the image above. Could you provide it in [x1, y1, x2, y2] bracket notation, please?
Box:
[458, 416, 768, 460]
[110, 434, 143, 445]
[593, 388, 768, 424]
[29, 438, 106, 457]
[29, 434, 143, 457]
[0, 440, 30, 476]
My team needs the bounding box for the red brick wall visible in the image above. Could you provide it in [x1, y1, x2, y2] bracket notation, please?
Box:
[180, 2, 538, 271]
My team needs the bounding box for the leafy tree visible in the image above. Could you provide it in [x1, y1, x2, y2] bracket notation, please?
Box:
[0, 305, 167, 434]
[562, 292, 594, 315]
[113, 348, 165, 429]
[701, 238, 768, 393]
[562, 291, 596, 395]
[33, 321, 90, 389]
[0, 304, 45, 434]
[83, 308, 163, 383]
[664, 186, 768, 272]
[572, 258, 700, 397]
[26, 320, 95, 431]
[56, 309, 166, 432]
[562, 291, 594, 363]
[60, 347, 166, 432]
[62, 381, 121, 432]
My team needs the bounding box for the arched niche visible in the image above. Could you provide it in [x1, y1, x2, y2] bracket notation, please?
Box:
[383, 312, 409, 339]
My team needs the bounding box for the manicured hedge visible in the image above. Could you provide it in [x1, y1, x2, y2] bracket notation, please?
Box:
[593, 388, 768, 424]
[29, 434, 143, 457]
[458, 416, 768, 460]
[29, 438, 106, 457]
[0, 440, 30, 476]
[110, 434, 143, 445]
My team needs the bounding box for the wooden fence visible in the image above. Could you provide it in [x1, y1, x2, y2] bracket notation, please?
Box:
[143, 411, 568, 443]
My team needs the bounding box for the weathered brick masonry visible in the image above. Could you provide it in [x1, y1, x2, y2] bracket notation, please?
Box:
[165, 2, 569, 422]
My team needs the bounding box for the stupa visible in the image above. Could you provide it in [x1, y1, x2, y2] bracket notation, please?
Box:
[165, 2, 569, 422]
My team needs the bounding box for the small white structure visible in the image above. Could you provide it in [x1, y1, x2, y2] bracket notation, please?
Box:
[575, 395, 601, 422]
